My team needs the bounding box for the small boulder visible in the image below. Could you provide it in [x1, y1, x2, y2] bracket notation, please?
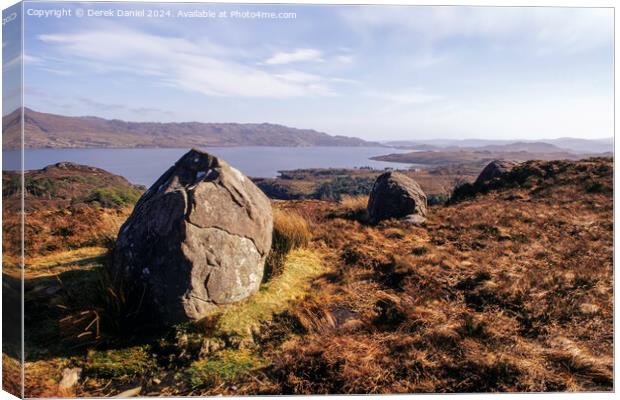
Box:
[367, 172, 427, 224]
[475, 160, 517, 185]
[58, 368, 81, 393]
[112, 149, 273, 325]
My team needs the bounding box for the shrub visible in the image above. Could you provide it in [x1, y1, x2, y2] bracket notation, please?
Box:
[313, 177, 374, 201]
[427, 193, 449, 206]
[24, 177, 59, 197]
[2, 176, 21, 197]
[85, 187, 142, 208]
[449, 181, 476, 203]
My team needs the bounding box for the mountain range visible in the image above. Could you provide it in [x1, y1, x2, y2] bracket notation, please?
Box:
[2, 109, 613, 155]
[1, 109, 380, 150]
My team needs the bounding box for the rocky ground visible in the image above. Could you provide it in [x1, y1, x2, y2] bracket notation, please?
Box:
[2, 157, 613, 396]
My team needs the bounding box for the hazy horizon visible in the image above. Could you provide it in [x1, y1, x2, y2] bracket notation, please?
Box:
[4, 3, 614, 141]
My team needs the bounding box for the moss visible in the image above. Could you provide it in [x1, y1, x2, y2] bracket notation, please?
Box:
[186, 349, 266, 388]
[84, 346, 154, 380]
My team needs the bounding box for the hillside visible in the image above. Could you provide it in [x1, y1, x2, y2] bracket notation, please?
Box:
[2, 163, 144, 258]
[5, 157, 613, 396]
[1, 108, 380, 149]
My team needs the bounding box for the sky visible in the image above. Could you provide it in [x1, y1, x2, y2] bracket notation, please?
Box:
[4, 2, 615, 141]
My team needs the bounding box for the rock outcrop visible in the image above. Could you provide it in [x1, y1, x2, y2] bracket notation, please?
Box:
[475, 160, 517, 185]
[111, 149, 273, 325]
[367, 171, 427, 224]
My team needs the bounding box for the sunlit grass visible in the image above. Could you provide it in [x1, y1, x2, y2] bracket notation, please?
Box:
[214, 248, 325, 337]
[24, 246, 108, 278]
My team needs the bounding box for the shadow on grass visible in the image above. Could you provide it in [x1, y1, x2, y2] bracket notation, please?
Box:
[23, 265, 167, 363]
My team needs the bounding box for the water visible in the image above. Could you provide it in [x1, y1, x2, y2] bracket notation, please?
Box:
[2, 147, 414, 186]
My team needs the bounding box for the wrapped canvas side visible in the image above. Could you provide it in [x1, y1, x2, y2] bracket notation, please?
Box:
[2, 2, 24, 399]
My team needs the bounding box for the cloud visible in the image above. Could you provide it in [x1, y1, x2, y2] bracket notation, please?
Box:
[409, 53, 446, 69]
[37, 30, 334, 98]
[275, 72, 321, 83]
[77, 97, 124, 111]
[343, 7, 612, 54]
[366, 89, 442, 105]
[334, 54, 354, 65]
[76, 97, 175, 116]
[264, 48, 324, 65]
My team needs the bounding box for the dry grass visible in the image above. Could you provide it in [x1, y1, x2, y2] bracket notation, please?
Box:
[338, 195, 369, 221]
[339, 195, 368, 212]
[2, 353, 22, 397]
[3, 207, 131, 258]
[272, 209, 312, 249]
[244, 158, 613, 394]
[266, 209, 313, 277]
[24, 247, 107, 277]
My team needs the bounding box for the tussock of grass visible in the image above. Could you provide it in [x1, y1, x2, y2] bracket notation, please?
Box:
[272, 209, 311, 251]
[545, 337, 613, 385]
[339, 195, 369, 221]
[266, 209, 312, 277]
[215, 249, 325, 337]
[340, 195, 368, 212]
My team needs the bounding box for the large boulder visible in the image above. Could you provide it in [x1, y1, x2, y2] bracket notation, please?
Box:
[475, 160, 517, 185]
[112, 149, 273, 325]
[367, 171, 427, 224]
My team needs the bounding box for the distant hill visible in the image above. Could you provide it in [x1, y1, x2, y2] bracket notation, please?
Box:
[471, 142, 568, 153]
[545, 137, 614, 154]
[372, 148, 611, 165]
[2, 108, 381, 150]
[384, 138, 613, 154]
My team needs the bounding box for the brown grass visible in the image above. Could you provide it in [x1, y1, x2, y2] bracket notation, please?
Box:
[339, 195, 368, 212]
[2, 353, 22, 397]
[243, 158, 613, 394]
[266, 208, 313, 278]
[273, 209, 312, 249]
[338, 195, 369, 221]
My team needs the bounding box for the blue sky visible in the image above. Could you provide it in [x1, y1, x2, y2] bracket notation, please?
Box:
[9, 2, 615, 140]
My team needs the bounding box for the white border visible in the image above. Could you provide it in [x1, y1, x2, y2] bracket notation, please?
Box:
[0, 1, 616, 399]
